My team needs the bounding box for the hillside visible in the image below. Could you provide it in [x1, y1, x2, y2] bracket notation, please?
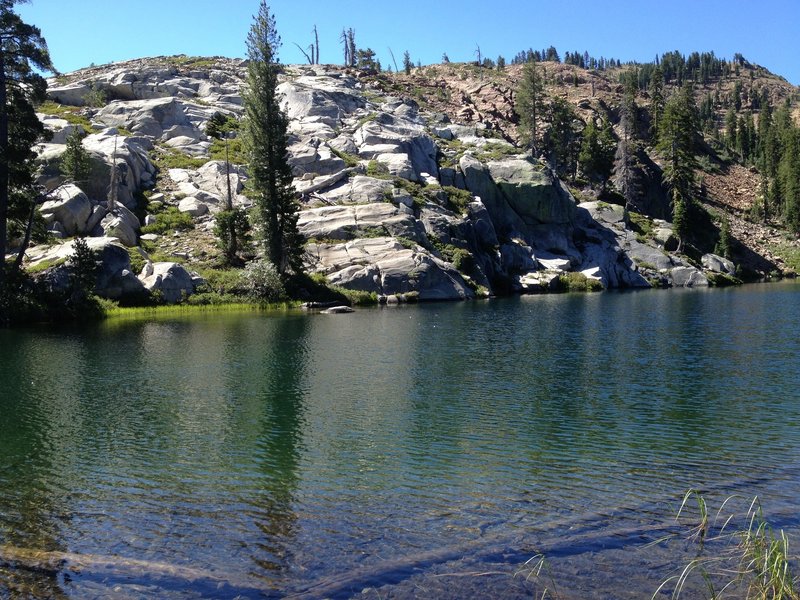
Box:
[17, 53, 800, 306]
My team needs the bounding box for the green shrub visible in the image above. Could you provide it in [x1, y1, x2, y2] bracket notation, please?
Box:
[433, 240, 474, 273]
[557, 272, 603, 292]
[366, 159, 391, 179]
[333, 286, 378, 306]
[239, 259, 286, 302]
[770, 242, 800, 274]
[443, 186, 473, 215]
[84, 84, 107, 108]
[476, 141, 519, 162]
[127, 248, 146, 276]
[195, 267, 245, 295]
[696, 153, 722, 174]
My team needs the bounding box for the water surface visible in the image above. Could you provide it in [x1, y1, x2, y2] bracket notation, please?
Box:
[2, 284, 800, 598]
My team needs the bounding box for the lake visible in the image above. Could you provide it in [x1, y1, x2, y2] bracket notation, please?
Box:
[2, 283, 800, 598]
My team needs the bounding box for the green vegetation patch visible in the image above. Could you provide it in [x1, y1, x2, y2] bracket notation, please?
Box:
[557, 272, 603, 292]
[166, 55, 220, 70]
[37, 101, 93, 130]
[152, 145, 208, 171]
[431, 239, 474, 273]
[141, 206, 195, 235]
[628, 211, 655, 243]
[769, 242, 800, 274]
[330, 147, 360, 168]
[25, 257, 67, 274]
[127, 248, 146, 275]
[209, 137, 246, 165]
[443, 186, 473, 215]
[366, 159, 391, 179]
[706, 272, 742, 286]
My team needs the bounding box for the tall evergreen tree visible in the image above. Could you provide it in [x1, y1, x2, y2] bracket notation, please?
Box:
[60, 128, 90, 186]
[516, 57, 544, 155]
[648, 66, 665, 142]
[0, 0, 53, 301]
[657, 82, 699, 200]
[657, 83, 699, 248]
[579, 116, 615, 185]
[243, 2, 302, 276]
[620, 80, 638, 142]
[545, 97, 578, 177]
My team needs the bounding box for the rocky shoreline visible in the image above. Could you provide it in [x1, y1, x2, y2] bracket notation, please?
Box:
[16, 57, 767, 306]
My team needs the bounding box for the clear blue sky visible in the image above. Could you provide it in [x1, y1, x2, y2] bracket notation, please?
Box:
[17, 0, 800, 85]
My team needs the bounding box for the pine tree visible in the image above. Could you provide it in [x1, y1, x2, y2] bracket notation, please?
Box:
[649, 66, 665, 141]
[68, 236, 98, 299]
[578, 118, 598, 177]
[402, 50, 412, 75]
[516, 57, 544, 154]
[657, 83, 699, 200]
[619, 73, 639, 142]
[579, 116, 615, 185]
[60, 128, 91, 186]
[545, 97, 578, 178]
[243, 2, 302, 276]
[671, 188, 688, 252]
[716, 215, 732, 259]
[0, 0, 53, 302]
[737, 114, 750, 162]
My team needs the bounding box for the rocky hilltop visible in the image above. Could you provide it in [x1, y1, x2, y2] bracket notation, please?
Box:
[22, 55, 798, 304]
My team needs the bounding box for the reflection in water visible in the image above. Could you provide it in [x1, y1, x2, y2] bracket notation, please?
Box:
[1, 284, 800, 598]
[243, 316, 309, 578]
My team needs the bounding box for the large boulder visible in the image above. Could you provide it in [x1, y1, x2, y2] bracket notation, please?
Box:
[178, 196, 209, 217]
[288, 139, 346, 177]
[612, 141, 670, 219]
[460, 154, 526, 235]
[38, 115, 86, 145]
[487, 158, 576, 226]
[40, 184, 92, 235]
[321, 175, 392, 205]
[702, 253, 736, 275]
[670, 266, 709, 287]
[139, 262, 198, 304]
[98, 214, 137, 247]
[96, 97, 191, 139]
[81, 131, 156, 207]
[307, 237, 473, 300]
[376, 152, 415, 180]
[46, 82, 92, 106]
